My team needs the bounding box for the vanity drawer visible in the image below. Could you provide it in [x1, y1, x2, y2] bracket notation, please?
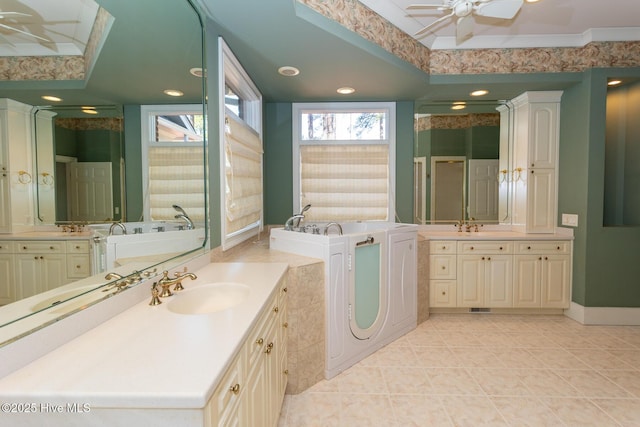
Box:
[66, 240, 90, 254]
[430, 255, 456, 279]
[430, 280, 457, 307]
[246, 293, 277, 370]
[515, 241, 570, 254]
[67, 254, 91, 278]
[0, 241, 14, 253]
[16, 241, 65, 254]
[430, 241, 456, 254]
[458, 241, 513, 254]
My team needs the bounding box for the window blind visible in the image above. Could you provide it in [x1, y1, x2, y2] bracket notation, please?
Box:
[224, 114, 263, 235]
[148, 146, 205, 221]
[300, 144, 389, 221]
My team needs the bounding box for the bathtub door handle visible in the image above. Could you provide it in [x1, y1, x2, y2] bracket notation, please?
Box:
[356, 236, 375, 246]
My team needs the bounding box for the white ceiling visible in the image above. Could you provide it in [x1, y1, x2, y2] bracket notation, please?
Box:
[0, 0, 98, 56]
[359, 0, 640, 50]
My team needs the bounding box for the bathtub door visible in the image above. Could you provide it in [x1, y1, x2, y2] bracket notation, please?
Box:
[348, 230, 387, 340]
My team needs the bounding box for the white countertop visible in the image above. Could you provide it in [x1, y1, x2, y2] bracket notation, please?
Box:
[0, 231, 94, 240]
[420, 230, 574, 241]
[0, 262, 289, 409]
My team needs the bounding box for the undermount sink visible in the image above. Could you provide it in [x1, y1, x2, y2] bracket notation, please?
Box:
[167, 282, 251, 315]
[31, 285, 98, 312]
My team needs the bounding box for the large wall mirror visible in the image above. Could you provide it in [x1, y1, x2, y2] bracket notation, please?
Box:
[413, 100, 507, 225]
[0, 0, 207, 345]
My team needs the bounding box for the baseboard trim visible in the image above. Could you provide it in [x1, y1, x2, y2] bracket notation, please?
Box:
[565, 302, 640, 325]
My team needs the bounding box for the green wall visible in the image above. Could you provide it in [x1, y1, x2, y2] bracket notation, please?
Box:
[559, 67, 640, 308]
[123, 105, 143, 222]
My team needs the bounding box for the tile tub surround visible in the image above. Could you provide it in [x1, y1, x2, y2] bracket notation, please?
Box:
[278, 313, 640, 426]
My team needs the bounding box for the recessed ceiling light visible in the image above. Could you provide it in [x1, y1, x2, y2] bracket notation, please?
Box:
[608, 80, 622, 86]
[190, 67, 205, 78]
[164, 89, 184, 97]
[470, 89, 489, 97]
[278, 66, 300, 77]
[451, 104, 466, 110]
[82, 108, 98, 115]
[452, 101, 466, 105]
[42, 95, 62, 102]
[337, 87, 355, 95]
[525, 0, 540, 3]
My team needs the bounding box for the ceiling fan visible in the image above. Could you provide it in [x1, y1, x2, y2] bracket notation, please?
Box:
[0, 10, 51, 42]
[407, 0, 524, 42]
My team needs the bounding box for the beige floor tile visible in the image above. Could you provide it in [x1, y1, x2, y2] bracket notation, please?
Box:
[279, 314, 640, 426]
[491, 396, 564, 426]
[425, 367, 484, 395]
[592, 398, 640, 426]
[440, 395, 508, 426]
[540, 397, 620, 426]
[389, 394, 453, 426]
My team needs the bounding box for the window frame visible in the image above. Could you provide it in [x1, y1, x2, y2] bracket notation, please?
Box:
[292, 102, 396, 221]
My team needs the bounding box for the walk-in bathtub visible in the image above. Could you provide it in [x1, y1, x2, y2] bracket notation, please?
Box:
[270, 221, 418, 379]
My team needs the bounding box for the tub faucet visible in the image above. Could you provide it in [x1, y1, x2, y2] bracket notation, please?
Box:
[323, 222, 343, 235]
[293, 204, 311, 228]
[285, 214, 305, 231]
[109, 222, 127, 235]
[173, 204, 194, 229]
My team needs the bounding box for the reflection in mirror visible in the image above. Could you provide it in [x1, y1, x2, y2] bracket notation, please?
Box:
[414, 101, 504, 224]
[0, 0, 207, 347]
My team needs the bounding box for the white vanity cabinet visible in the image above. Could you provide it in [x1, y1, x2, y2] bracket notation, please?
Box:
[0, 241, 15, 304]
[14, 241, 67, 299]
[205, 279, 288, 427]
[457, 241, 513, 308]
[511, 91, 562, 234]
[0, 99, 34, 234]
[389, 231, 417, 327]
[428, 237, 571, 311]
[513, 241, 571, 308]
[0, 238, 93, 303]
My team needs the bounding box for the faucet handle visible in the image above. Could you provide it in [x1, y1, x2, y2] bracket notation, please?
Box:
[149, 282, 162, 306]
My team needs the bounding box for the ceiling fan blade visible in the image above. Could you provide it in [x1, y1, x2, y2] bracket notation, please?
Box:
[456, 15, 474, 42]
[0, 22, 51, 42]
[474, 0, 523, 20]
[0, 12, 32, 18]
[414, 11, 455, 36]
[407, 3, 449, 10]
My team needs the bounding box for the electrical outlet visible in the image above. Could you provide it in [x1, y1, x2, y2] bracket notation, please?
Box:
[562, 213, 578, 227]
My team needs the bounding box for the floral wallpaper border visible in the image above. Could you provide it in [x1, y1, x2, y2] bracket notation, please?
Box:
[298, 0, 640, 74]
[55, 117, 123, 132]
[0, 7, 111, 82]
[416, 113, 500, 131]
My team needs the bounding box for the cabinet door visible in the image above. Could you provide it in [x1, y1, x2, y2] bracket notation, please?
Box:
[527, 168, 556, 233]
[513, 255, 542, 307]
[457, 256, 484, 307]
[527, 102, 559, 169]
[14, 255, 41, 299]
[484, 255, 513, 307]
[0, 174, 9, 232]
[41, 254, 67, 291]
[389, 234, 416, 326]
[67, 254, 91, 279]
[0, 253, 15, 304]
[541, 255, 570, 308]
[430, 255, 456, 279]
[245, 357, 268, 427]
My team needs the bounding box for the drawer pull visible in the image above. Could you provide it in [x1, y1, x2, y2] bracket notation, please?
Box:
[470, 246, 474, 250]
[283, 322, 288, 328]
[442, 246, 446, 250]
[75, 245, 81, 249]
[487, 257, 491, 261]
[442, 291, 446, 295]
[256, 338, 264, 346]
[544, 256, 548, 260]
[499, 246, 503, 250]
[441, 266, 445, 270]
[538, 257, 542, 260]
[273, 306, 279, 313]
[283, 287, 288, 293]
[49, 246, 54, 250]
[229, 383, 240, 395]
[557, 246, 561, 250]
[265, 342, 274, 354]
[481, 256, 485, 260]
[527, 246, 531, 250]
[23, 246, 27, 250]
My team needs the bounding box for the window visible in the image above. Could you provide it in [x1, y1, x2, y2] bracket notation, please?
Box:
[140, 105, 205, 223]
[219, 37, 263, 249]
[292, 102, 396, 222]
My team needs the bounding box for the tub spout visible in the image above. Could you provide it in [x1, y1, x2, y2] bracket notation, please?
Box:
[285, 214, 305, 231]
[323, 222, 343, 236]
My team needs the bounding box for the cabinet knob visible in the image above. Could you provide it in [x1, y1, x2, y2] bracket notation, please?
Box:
[284, 370, 289, 375]
[34, 256, 38, 260]
[264, 342, 274, 354]
[273, 306, 279, 313]
[538, 257, 542, 260]
[76, 265, 81, 269]
[544, 256, 548, 260]
[499, 246, 503, 250]
[75, 245, 80, 249]
[49, 246, 54, 250]
[470, 246, 474, 250]
[256, 337, 264, 346]
[23, 246, 28, 250]
[487, 257, 492, 261]
[557, 246, 561, 250]
[441, 266, 445, 270]
[229, 383, 240, 395]
[531, 163, 535, 167]
[527, 246, 531, 250]
[282, 287, 288, 293]
[531, 170, 535, 174]
[481, 256, 485, 260]
[442, 246, 446, 250]
[283, 322, 288, 328]
[442, 291, 446, 295]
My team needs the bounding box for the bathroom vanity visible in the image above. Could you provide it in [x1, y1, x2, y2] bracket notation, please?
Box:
[423, 229, 573, 312]
[0, 261, 289, 427]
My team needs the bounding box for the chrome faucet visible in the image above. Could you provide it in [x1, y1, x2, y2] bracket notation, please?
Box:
[323, 222, 343, 235]
[285, 214, 305, 231]
[294, 204, 311, 228]
[173, 204, 194, 229]
[109, 222, 127, 235]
